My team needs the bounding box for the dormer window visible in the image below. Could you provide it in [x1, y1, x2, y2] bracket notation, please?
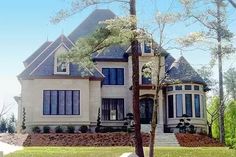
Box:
[57, 60, 68, 73]
[54, 51, 69, 75]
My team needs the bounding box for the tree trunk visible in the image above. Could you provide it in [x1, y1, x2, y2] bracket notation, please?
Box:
[130, 0, 144, 156]
[149, 55, 161, 157]
[208, 124, 212, 138]
[216, 0, 225, 144]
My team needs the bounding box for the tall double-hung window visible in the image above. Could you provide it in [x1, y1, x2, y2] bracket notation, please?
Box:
[102, 68, 124, 85]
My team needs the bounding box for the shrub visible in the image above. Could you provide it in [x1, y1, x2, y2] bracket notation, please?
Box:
[43, 126, 51, 133]
[95, 126, 100, 133]
[0, 118, 7, 133]
[21, 107, 26, 131]
[79, 125, 88, 133]
[67, 125, 75, 133]
[7, 123, 15, 134]
[55, 126, 63, 133]
[32, 126, 41, 133]
[122, 126, 127, 132]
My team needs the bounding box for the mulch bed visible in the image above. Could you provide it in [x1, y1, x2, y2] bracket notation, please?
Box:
[23, 133, 150, 147]
[175, 133, 225, 147]
[0, 133, 28, 146]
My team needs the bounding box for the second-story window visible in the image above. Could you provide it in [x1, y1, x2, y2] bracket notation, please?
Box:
[102, 68, 124, 85]
[144, 42, 152, 53]
[142, 65, 152, 84]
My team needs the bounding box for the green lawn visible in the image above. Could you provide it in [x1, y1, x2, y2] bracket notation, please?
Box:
[6, 147, 236, 157]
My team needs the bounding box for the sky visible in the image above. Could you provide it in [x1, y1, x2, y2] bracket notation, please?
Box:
[0, 0, 236, 118]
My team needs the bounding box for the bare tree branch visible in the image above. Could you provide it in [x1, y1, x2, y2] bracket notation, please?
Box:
[0, 104, 12, 119]
[228, 0, 236, 8]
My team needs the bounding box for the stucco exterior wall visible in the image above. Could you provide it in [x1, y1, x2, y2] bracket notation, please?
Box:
[96, 61, 131, 125]
[89, 81, 102, 125]
[20, 79, 93, 131]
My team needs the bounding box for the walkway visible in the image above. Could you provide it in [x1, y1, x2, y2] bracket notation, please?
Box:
[0, 141, 23, 155]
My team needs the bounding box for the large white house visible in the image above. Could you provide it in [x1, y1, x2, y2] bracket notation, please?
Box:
[16, 9, 208, 133]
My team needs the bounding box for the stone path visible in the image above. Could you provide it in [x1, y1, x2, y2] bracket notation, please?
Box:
[0, 141, 23, 155]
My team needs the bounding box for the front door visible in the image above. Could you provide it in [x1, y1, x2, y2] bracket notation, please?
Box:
[140, 98, 153, 124]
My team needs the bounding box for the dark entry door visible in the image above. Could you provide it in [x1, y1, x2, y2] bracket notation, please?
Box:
[140, 98, 154, 124]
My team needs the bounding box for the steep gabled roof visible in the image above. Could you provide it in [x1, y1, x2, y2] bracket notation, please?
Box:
[18, 34, 103, 80]
[92, 45, 129, 61]
[23, 41, 52, 67]
[68, 9, 116, 43]
[165, 54, 175, 71]
[166, 56, 206, 85]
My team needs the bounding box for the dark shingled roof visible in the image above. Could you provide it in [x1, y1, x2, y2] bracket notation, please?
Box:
[92, 45, 129, 61]
[165, 54, 175, 71]
[18, 35, 103, 80]
[23, 41, 52, 67]
[166, 56, 206, 85]
[68, 9, 116, 43]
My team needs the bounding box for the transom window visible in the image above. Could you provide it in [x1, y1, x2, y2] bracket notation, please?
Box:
[43, 90, 80, 115]
[194, 85, 200, 90]
[185, 85, 192, 90]
[175, 86, 182, 90]
[101, 98, 124, 121]
[167, 86, 173, 91]
[102, 68, 124, 85]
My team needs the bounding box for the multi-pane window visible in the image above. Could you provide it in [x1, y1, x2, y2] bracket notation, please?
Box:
[101, 99, 124, 121]
[43, 90, 80, 115]
[185, 85, 192, 90]
[102, 68, 124, 85]
[195, 94, 201, 117]
[168, 95, 174, 118]
[175, 86, 182, 90]
[185, 94, 192, 117]
[176, 94, 183, 117]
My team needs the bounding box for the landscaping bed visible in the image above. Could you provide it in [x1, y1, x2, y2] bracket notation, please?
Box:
[23, 133, 150, 147]
[0, 133, 28, 146]
[175, 133, 224, 147]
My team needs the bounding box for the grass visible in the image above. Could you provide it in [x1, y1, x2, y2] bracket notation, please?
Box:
[6, 147, 236, 157]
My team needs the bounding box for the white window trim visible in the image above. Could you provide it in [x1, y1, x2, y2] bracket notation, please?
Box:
[54, 50, 70, 75]
[141, 41, 154, 55]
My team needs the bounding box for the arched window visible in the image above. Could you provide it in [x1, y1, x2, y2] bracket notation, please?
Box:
[142, 64, 152, 84]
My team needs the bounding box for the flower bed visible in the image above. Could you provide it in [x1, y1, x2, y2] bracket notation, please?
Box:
[23, 133, 150, 147]
[175, 133, 224, 147]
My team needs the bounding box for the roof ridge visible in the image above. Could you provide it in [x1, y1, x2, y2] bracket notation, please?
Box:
[23, 41, 53, 67]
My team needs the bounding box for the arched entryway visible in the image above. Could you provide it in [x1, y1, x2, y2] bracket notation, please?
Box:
[140, 98, 154, 124]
